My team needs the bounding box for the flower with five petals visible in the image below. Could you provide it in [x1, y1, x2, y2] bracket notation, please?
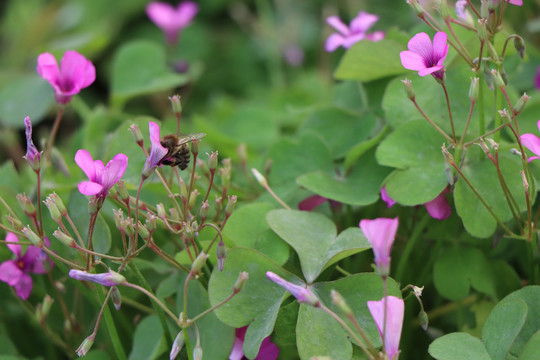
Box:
[75, 150, 128, 199]
[146, 1, 199, 44]
[400, 32, 449, 80]
[325, 11, 384, 52]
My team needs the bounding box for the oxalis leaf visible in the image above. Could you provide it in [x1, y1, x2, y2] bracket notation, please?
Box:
[267, 209, 371, 283]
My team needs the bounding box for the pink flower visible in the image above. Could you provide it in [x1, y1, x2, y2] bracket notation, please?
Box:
[0, 233, 53, 300]
[75, 150, 128, 198]
[36, 50, 96, 105]
[520, 120, 540, 162]
[325, 11, 385, 52]
[23, 116, 41, 171]
[266, 271, 319, 306]
[229, 326, 279, 360]
[359, 217, 399, 276]
[425, 189, 452, 220]
[69, 269, 126, 286]
[535, 67, 540, 90]
[142, 121, 168, 178]
[380, 186, 397, 208]
[505, 0, 523, 5]
[400, 32, 449, 80]
[146, 1, 199, 44]
[367, 296, 405, 360]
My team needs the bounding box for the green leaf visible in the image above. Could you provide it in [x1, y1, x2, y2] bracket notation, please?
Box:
[518, 330, 540, 360]
[345, 125, 391, 172]
[335, 39, 409, 82]
[375, 120, 448, 205]
[433, 246, 496, 300]
[128, 316, 166, 360]
[243, 300, 281, 359]
[428, 333, 491, 360]
[111, 40, 189, 108]
[223, 203, 289, 265]
[299, 107, 375, 159]
[208, 248, 302, 327]
[297, 305, 352, 360]
[297, 149, 392, 206]
[482, 299, 527, 360]
[0, 74, 54, 128]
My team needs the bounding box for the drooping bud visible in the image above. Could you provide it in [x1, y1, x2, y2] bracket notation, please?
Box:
[170, 331, 185, 360]
[21, 226, 43, 247]
[193, 343, 203, 360]
[116, 180, 130, 203]
[331, 289, 353, 317]
[190, 251, 209, 275]
[76, 336, 95, 357]
[168, 95, 182, 115]
[69, 269, 127, 286]
[17, 193, 36, 217]
[514, 93, 530, 115]
[251, 168, 268, 187]
[266, 271, 320, 307]
[216, 240, 226, 271]
[44, 196, 62, 224]
[111, 286, 122, 310]
[53, 229, 76, 247]
[234, 271, 249, 293]
[419, 310, 429, 330]
[401, 78, 415, 100]
[469, 77, 479, 103]
[129, 124, 144, 147]
[513, 35, 525, 59]
[225, 195, 237, 217]
[23, 116, 42, 172]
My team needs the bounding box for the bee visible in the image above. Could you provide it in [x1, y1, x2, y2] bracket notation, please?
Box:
[160, 133, 206, 170]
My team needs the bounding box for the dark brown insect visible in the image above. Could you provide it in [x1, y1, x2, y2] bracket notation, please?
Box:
[159, 133, 206, 170]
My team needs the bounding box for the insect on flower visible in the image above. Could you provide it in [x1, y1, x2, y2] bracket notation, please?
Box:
[160, 133, 206, 170]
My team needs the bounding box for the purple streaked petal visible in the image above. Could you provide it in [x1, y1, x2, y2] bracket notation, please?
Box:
[326, 16, 350, 36]
[5, 232, 21, 257]
[14, 272, 33, 300]
[521, 133, 540, 162]
[59, 50, 96, 94]
[407, 32, 433, 61]
[0, 260, 24, 286]
[174, 1, 199, 28]
[418, 65, 444, 77]
[146, 2, 176, 29]
[266, 271, 319, 305]
[350, 11, 379, 34]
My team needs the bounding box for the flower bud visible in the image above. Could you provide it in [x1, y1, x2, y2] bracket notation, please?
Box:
[216, 240, 226, 271]
[111, 286, 122, 310]
[469, 77, 479, 103]
[251, 168, 268, 187]
[521, 170, 529, 192]
[44, 196, 62, 224]
[168, 95, 182, 115]
[407, 0, 424, 16]
[441, 144, 455, 165]
[113, 209, 124, 232]
[138, 222, 150, 240]
[189, 189, 199, 210]
[170, 331, 185, 360]
[266, 271, 320, 307]
[215, 196, 223, 214]
[88, 197, 101, 215]
[486, 138, 499, 151]
[234, 271, 249, 293]
[191, 139, 199, 156]
[6, 214, 23, 231]
[157, 203, 167, 220]
[514, 93, 530, 115]
[199, 201, 209, 220]
[123, 218, 135, 237]
[331, 289, 353, 316]
[478, 139, 492, 157]
[419, 310, 429, 330]
[146, 214, 158, 232]
[179, 178, 189, 200]
[513, 36, 525, 59]
[116, 180, 130, 202]
[477, 19, 487, 42]
[208, 151, 218, 171]
[23, 116, 42, 172]
[53, 229, 76, 247]
[490, 69, 505, 89]
[438, 0, 451, 20]
[49, 193, 67, 216]
[237, 144, 248, 165]
[413, 285, 424, 298]
[225, 195, 237, 217]
[129, 124, 144, 147]
[22, 226, 43, 247]
[401, 78, 415, 100]
[17, 193, 36, 217]
[69, 269, 126, 286]
[498, 109, 512, 124]
[76, 336, 95, 357]
[41, 294, 54, 318]
[190, 251, 209, 275]
[193, 343, 203, 360]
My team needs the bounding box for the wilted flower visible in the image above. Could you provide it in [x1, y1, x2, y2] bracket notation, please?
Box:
[520, 120, 540, 162]
[325, 11, 385, 52]
[75, 150, 128, 199]
[367, 296, 405, 360]
[0, 233, 53, 300]
[400, 32, 449, 80]
[359, 217, 399, 276]
[36, 50, 95, 105]
[22, 116, 42, 171]
[266, 271, 319, 306]
[146, 1, 199, 44]
[229, 326, 279, 360]
[143, 121, 168, 178]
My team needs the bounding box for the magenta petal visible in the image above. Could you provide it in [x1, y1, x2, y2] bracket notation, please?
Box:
[535, 119, 540, 133]
[367, 31, 385, 42]
[175, 1, 199, 27]
[418, 65, 444, 77]
[228, 336, 244, 360]
[60, 50, 96, 94]
[36, 52, 60, 89]
[432, 32, 449, 65]
[350, 11, 378, 33]
[508, 0, 523, 5]
[103, 154, 128, 189]
[78, 181, 104, 196]
[75, 149, 97, 181]
[520, 133, 540, 161]
[359, 218, 399, 268]
[0, 260, 24, 286]
[146, 2, 176, 29]
[149, 121, 162, 144]
[14, 273, 33, 300]
[367, 296, 404, 360]
[400, 51, 426, 71]
[325, 33, 345, 52]
[257, 337, 279, 360]
[380, 186, 396, 208]
[326, 16, 350, 36]
[407, 32, 432, 59]
[298, 195, 328, 211]
[425, 192, 451, 220]
[5, 232, 21, 257]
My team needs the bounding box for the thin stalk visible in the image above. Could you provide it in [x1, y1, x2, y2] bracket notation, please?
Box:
[95, 287, 127, 360]
[36, 171, 44, 237]
[445, 20, 473, 65]
[46, 107, 65, 161]
[190, 290, 237, 323]
[410, 98, 454, 144]
[395, 213, 431, 281]
[441, 82, 457, 143]
[465, 0, 481, 18]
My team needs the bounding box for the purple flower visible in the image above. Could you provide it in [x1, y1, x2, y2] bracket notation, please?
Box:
[380, 186, 397, 208]
[142, 121, 168, 178]
[367, 296, 405, 360]
[534, 67, 540, 90]
[229, 326, 279, 360]
[455, 0, 474, 25]
[425, 188, 452, 220]
[23, 116, 41, 171]
[69, 269, 126, 286]
[400, 32, 449, 80]
[36, 50, 96, 105]
[520, 120, 540, 162]
[359, 217, 399, 276]
[266, 271, 319, 306]
[0, 233, 52, 300]
[75, 150, 128, 198]
[505, 0, 523, 5]
[146, 1, 199, 45]
[325, 11, 385, 52]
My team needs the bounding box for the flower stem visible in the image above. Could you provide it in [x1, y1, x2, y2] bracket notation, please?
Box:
[410, 98, 454, 144]
[441, 82, 457, 143]
[46, 106, 64, 161]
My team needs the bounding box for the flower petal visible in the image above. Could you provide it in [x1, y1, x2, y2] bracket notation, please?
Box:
[298, 195, 328, 211]
[520, 133, 540, 161]
[257, 336, 279, 360]
[75, 149, 97, 182]
[366, 31, 385, 42]
[325, 33, 345, 52]
[228, 336, 244, 360]
[78, 181, 104, 196]
[59, 50, 96, 94]
[418, 65, 444, 77]
[432, 32, 449, 65]
[5, 232, 21, 257]
[380, 186, 396, 208]
[407, 32, 433, 61]
[146, 2, 176, 29]
[400, 51, 427, 71]
[14, 273, 33, 300]
[36, 52, 61, 91]
[350, 11, 378, 34]
[359, 218, 399, 268]
[425, 191, 451, 220]
[174, 1, 199, 28]
[367, 296, 404, 360]
[0, 260, 24, 286]
[101, 154, 128, 192]
[326, 16, 350, 36]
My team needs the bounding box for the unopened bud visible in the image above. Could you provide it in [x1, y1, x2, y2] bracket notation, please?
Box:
[513, 36, 525, 59]
[88, 197, 101, 215]
[441, 144, 455, 165]
[113, 209, 124, 231]
[477, 19, 487, 42]
[478, 139, 491, 157]
[17, 193, 36, 217]
[6, 215, 23, 231]
[438, 0, 451, 20]
[191, 139, 199, 156]
[401, 78, 415, 100]
[215, 196, 223, 213]
[193, 343, 203, 360]
[44, 197, 62, 224]
[49, 193, 67, 216]
[237, 144, 248, 165]
[225, 195, 237, 217]
[76, 336, 95, 357]
[116, 180, 130, 202]
[498, 109, 512, 124]
[146, 215, 157, 232]
[217, 240, 226, 271]
[234, 271, 249, 293]
[21, 226, 42, 247]
[486, 138, 499, 151]
[111, 286, 122, 310]
[407, 0, 424, 16]
[199, 201, 209, 220]
[514, 93, 530, 115]
[419, 310, 429, 330]
[129, 124, 144, 147]
[251, 168, 268, 187]
[53, 229, 76, 247]
[170, 331, 185, 360]
[157, 203, 167, 219]
[179, 178, 189, 200]
[330, 290, 353, 316]
[208, 151, 218, 171]
[138, 222, 150, 240]
[169, 95, 182, 115]
[190, 251, 209, 275]
[469, 77, 479, 103]
[521, 171, 529, 191]
[510, 148, 522, 157]
[69, 269, 126, 286]
[123, 218, 135, 237]
[189, 189, 199, 210]
[41, 294, 54, 318]
[491, 69, 505, 89]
